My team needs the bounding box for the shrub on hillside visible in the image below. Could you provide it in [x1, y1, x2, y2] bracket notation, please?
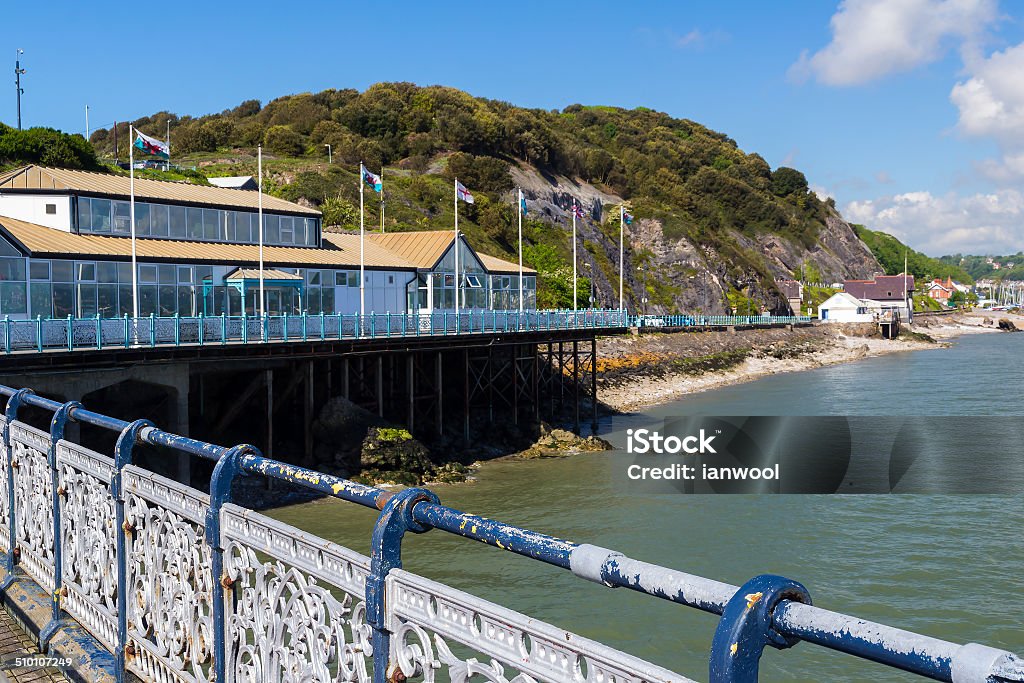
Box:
[0, 124, 99, 169]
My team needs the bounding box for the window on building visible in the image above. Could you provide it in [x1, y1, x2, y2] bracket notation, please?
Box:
[134, 203, 151, 237]
[139, 265, 158, 284]
[91, 199, 112, 233]
[187, 207, 204, 240]
[29, 260, 50, 281]
[97, 262, 118, 283]
[45, 204, 56, 215]
[169, 206, 186, 239]
[151, 204, 169, 238]
[76, 262, 96, 282]
[112, 201, 131, 235]
[30, 283, 51, 318]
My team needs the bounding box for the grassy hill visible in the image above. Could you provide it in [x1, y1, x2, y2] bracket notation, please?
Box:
[7, 83, 885, 312]
[853, 224, 973, 284]
[939, 252, 1024, 281]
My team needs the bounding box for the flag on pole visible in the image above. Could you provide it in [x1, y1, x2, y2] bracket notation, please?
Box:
[572, 201, 585, 219]
[520, 194, 528, 215]
[361, 164, 382, 192]
[623, 211, 634, 225]
[133, 130, 169, 160]
[456, 180, 474, 204]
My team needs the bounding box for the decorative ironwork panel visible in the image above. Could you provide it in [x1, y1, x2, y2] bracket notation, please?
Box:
[10, 421, 54, 592]
[0, 415, 9, 549]
[123, 465, 214, 683]
[56, 441, 118, 650]
[386, 569, 694, 683]
[220, 504, 373, 683]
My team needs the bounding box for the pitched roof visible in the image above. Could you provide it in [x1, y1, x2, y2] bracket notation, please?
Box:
[478, 252, 536, 275]
[225, 268, 303, 281]
[843, 274, 914, 301]
[207, 176, 258, 190]
[0, 165, 318, 215]
[367, 230, 455, 269]
[821, 291, 865, 308]
[0, 215, 411, 269]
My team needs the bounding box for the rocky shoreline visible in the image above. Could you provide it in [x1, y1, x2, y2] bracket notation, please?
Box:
[597, 312, 1017, 413]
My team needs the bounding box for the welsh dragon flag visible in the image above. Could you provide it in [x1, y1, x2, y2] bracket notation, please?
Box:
[361, 164, 382, 193]
[133, 130, 169, 160]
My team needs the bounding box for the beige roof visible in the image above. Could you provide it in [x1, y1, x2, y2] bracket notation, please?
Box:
[478, 252, 536, 275]
[0, 165, 318, 216]
[367, 230, 455, 268]
[365, 230, 535, 273]
[225, 268, 303, 280]
[0, 216, 411, 270]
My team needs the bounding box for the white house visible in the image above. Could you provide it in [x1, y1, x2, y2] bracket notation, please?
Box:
[818, 292, 872, 322]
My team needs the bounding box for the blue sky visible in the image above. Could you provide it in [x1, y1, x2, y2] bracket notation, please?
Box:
[3, 0, 1024, 255]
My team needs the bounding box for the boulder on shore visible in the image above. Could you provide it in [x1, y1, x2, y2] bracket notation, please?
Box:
[998, 318, 1018, 332]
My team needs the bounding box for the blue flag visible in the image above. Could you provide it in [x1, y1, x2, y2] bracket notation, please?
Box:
[624, 211, 634, 225]
[520, 195, 528, 215]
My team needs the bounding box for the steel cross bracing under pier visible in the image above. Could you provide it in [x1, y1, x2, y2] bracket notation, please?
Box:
[0, 385, 1019, 683]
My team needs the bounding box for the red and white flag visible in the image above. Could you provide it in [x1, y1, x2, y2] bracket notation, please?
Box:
[456, 180, 474, 204]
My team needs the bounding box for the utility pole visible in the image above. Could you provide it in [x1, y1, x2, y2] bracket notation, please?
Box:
[14, 49, 25, 130]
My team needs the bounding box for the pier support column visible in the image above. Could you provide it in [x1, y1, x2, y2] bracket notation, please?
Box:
[591, 337, 599, 435]
[264, 369, 274, 459]
[376, 356, 384, 418]
[513, 344, 519, 426]
[304, 361, 314, 466]
[487, 347, 494, 424]
[406, 354, 415, 434]
[464, 348, 471, 446]
[573, 340, 580, 435]
[436, 352, 443, 437]
[342, 357, 350, 400]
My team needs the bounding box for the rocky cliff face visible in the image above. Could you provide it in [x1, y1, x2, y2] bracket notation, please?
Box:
[509, 165, 882, 314]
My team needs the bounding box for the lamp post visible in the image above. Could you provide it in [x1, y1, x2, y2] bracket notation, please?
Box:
[584, 262, 595, 308]
[14, 49, 25, 130]
[324, 144, 332, 164]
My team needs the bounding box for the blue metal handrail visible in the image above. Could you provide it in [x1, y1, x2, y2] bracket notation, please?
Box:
[0, 309, 634, 355]
[0, 383, 1019, 683]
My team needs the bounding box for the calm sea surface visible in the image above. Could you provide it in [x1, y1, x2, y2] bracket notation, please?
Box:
[270, 331, 1024, 682]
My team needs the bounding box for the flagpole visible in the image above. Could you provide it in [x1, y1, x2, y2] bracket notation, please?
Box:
[129, 125, 139, 319]
[380, 166, 385, 234]
[166, 120, 171, 171]
[518, 188, 524, 313]
[454, 177, 460, 312]
[572, 199, 578, 311]
[619, 206, 624, 313]
[360, 163, 366, 322]
[258, 145, 265, 321]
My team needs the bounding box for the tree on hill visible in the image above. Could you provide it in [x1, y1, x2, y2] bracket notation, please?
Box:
[853, 224, 973, 284]
[0, 124, 99, 170]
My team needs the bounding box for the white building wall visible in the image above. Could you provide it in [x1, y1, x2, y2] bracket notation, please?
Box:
[0, 195, 73, 231]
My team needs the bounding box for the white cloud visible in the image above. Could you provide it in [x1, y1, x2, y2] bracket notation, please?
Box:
[676, 29, 704, 48]
[791, 0, 998, 86]
[843, 189, 1024, 254]
[950, 42, 1024, 179]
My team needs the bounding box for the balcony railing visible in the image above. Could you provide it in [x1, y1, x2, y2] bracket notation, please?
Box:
[0, 384, 1020, 682]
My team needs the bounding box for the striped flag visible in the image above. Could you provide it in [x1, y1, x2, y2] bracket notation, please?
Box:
[572, 201, 585, 219]
[456, 180, 474, 204]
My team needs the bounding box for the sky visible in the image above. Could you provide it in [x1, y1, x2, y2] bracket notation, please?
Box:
[2, 0, 1023, 256]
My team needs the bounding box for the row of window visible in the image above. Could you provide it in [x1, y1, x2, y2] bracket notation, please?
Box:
[75, 197, 320, 248]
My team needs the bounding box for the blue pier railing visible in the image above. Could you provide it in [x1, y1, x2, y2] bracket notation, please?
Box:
[0, 384, 1019, 683]
[630, 314, 813, 328]
[0, 309, 629, 354]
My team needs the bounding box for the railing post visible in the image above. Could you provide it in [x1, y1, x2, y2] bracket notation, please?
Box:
[37, 315, 44, 353]
[198, 312, 205, 346]
[302, 312, 308, 342]
[370, 312, 376, 338]
[709, 574, 811, 683]
[123, 314, 130, 349]
[205, 443, 262, 683]
[1, 389, 33, 591]
[174, 313, 181, 347]
[149, 313, 156, 347]
[262, 313, 269, 343]
[386, 312, 391, 338]
[320, 312, 325, 341]
[283, 312, 290, 343]
[221, 312, 227, 345]
[242, 313, 249, 345]
[366, 487, 440, 683]
[112, 418, 155, 683]
[39, 400, 82, 649]
[3, 316, 9, 355]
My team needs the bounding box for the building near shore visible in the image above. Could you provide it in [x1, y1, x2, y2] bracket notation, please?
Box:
[843, 274, 914, 320]
[0, 165, 536, 320]
[818, 291, 873, 322]
[776, 279, 803, 315]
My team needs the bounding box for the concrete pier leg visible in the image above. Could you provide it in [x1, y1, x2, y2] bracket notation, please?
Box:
[487, 347, 494, 424]
[513, 345, 519, 426]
